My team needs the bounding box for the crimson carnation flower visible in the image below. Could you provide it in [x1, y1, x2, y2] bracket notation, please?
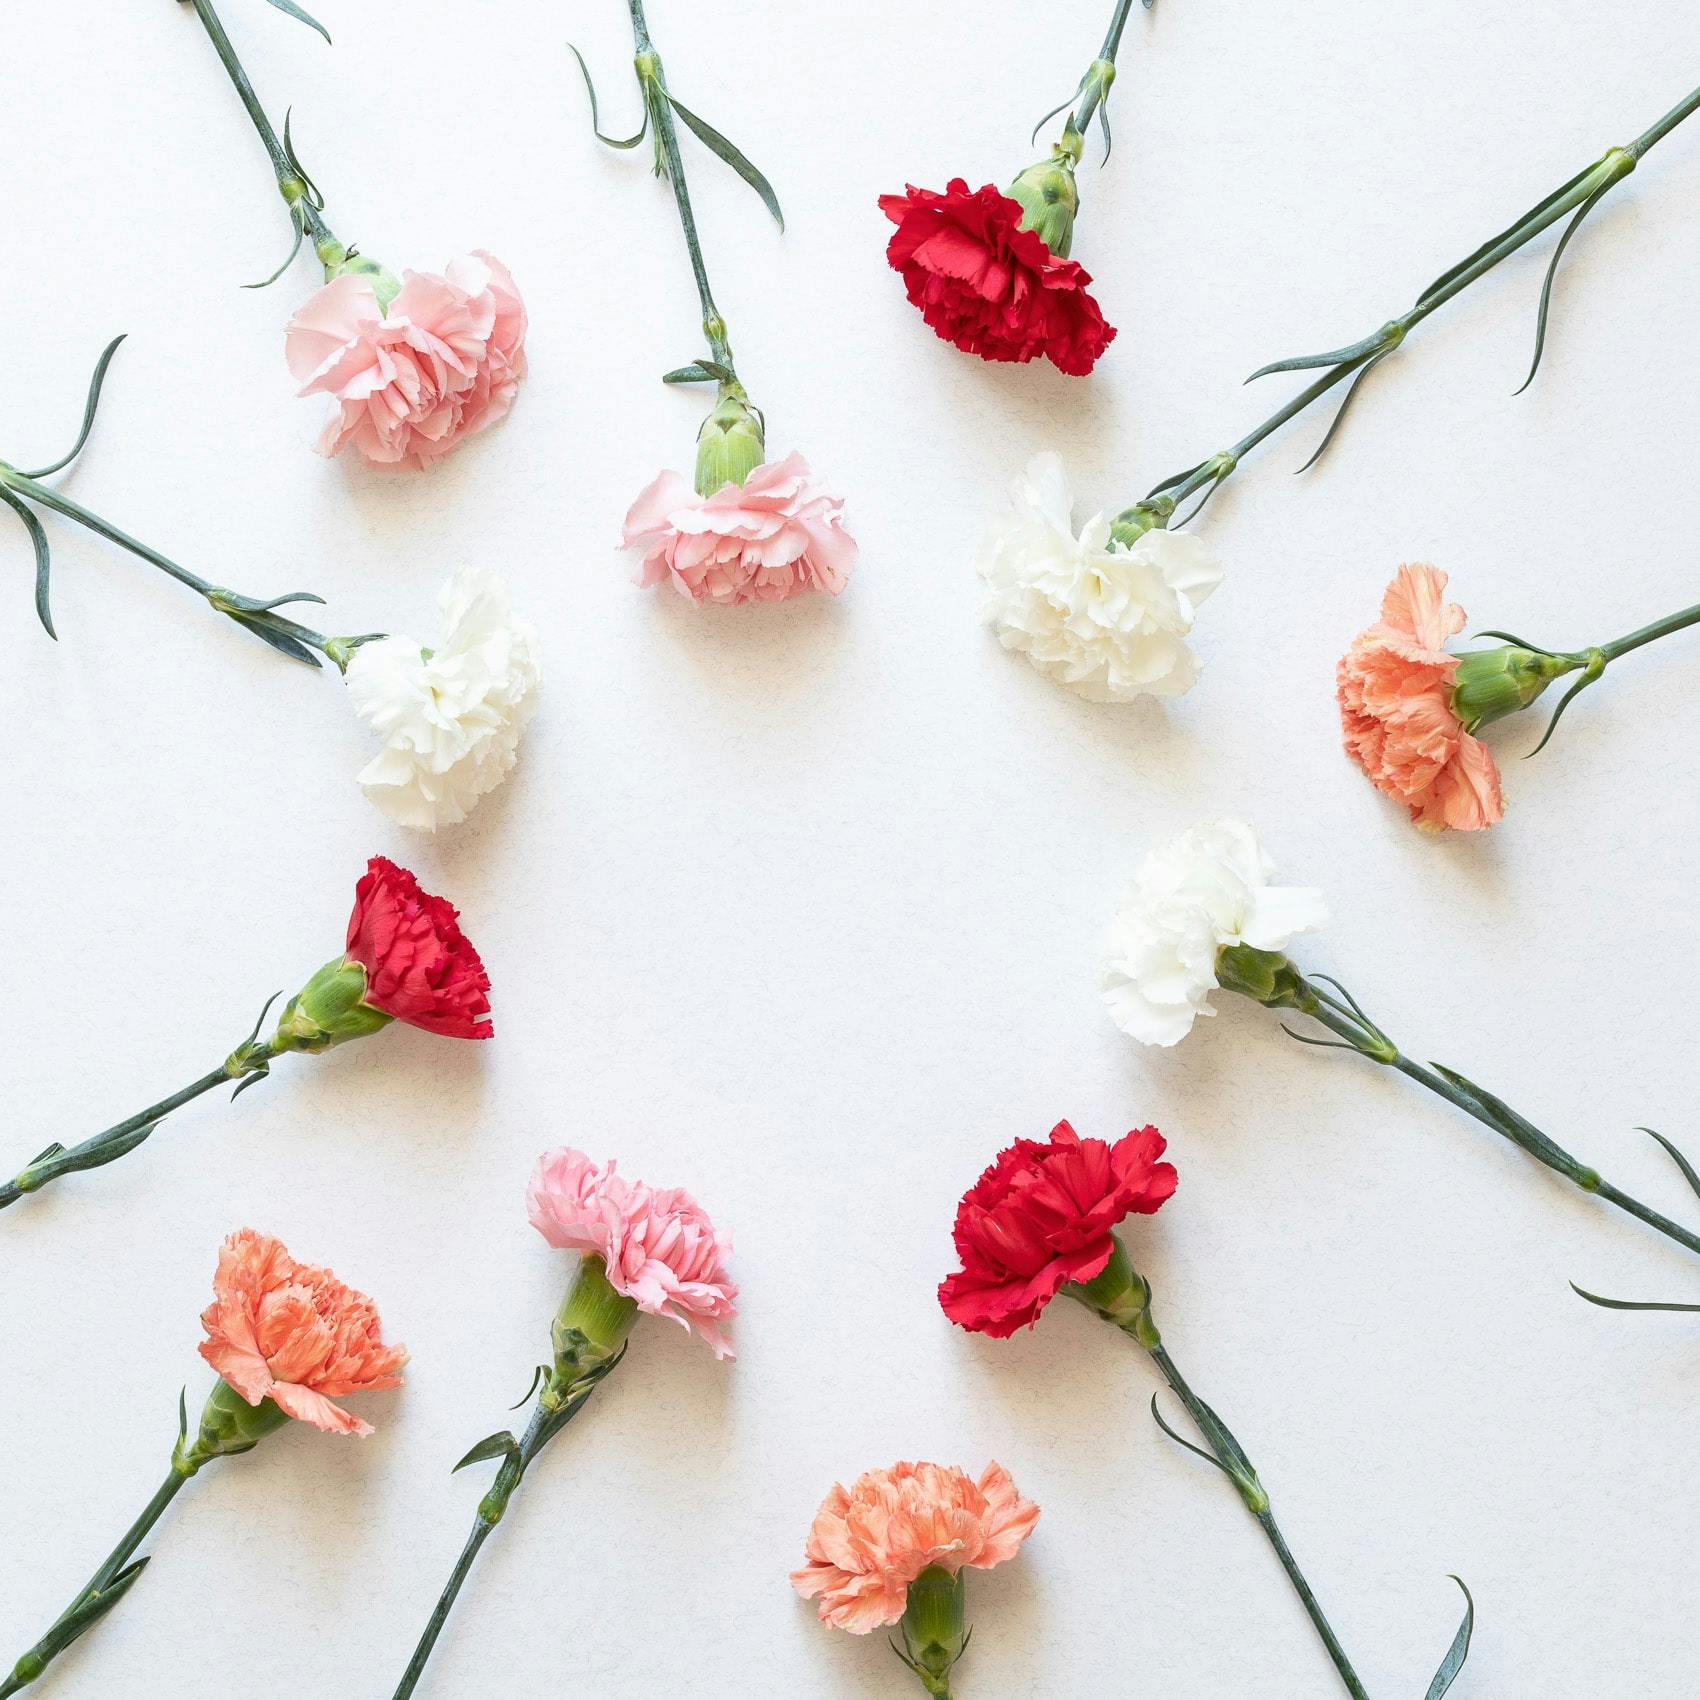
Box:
[938, 1120, 1176, 1337]
[878, 180, 1117, 377]
[344, 856, 492, 1040]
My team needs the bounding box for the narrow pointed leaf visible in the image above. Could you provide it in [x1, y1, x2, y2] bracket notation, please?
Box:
[1149, 1393, 1240, 1480]
[1029, 76, 1087, 146]
[662, 360, 735, 385]
[453, 1431, 520, 1473]
[281, 110, 326, 209]
[242, 992, 284, 1049]
[1280, 1024, 1363, 1052]
[1571, 1282, 1700, 1313]
[1472, 628, 1555, 654]
[1523, 669, 1598, 758]
[244, 218, 307, 291]
[219, 588, 328, 615]
[1245, 328, 1389, 384]
[21, 334, 128, 479]
[1, 486, 56, 639]
[1423, 1577, 1474, 1699]
[1293, 351, 1390, 474]
[178, 1387, 189, 1446]
[567, 44, 648, 148]
[28, 1143, 66, 1166]
[229, 616, 323, 667]
[35, 1559, 151, 1661]
[666, 94, 784, 231]
[261, 0, 331, 45]
[509, 1364, 547, 1411]
[1641, 1127, 1700, 1205]
[1515, 185, 1609, 395]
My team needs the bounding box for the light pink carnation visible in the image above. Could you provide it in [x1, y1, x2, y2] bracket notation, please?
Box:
[621, 452, 857, 606]
[526, 1147, 737, 1360]
[285, 251, 527, 470]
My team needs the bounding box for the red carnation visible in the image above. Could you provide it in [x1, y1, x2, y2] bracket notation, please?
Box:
[345, 856, 493, 1041]
[939, 1120, 1176, 1337]
[878, 180, 1117, 377]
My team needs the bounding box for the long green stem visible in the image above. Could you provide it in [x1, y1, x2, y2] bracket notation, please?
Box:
[627, 0, 733, 372]
[1141, 1336, 1370, 1699]
[184, 0, 340, 259]
[0, 464, 344, 664]
[1600, 599, 1700, 662]
[0, 1053, 271, 1214]
[1121, 81, 1700, 532]
[1297, 990, 1700, 1260]
[2, 1468, 191, 1696]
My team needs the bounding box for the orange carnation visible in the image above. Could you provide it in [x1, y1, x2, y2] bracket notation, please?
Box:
[1337, 563, 1504, 832]
[198, 1229, 407, 1437]
[791, 1461, 1039, 1634]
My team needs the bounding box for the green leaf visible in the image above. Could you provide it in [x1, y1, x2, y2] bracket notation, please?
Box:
[1245, 327, 1390, 384]
[662, 360, 736, 385]
[260, 0, 331, 45]
[1642, 1127, 1700, 1205]
[1424, 1577, 1474, 1699]
[1570, 1282, 1700, 1313]
[31, 1559, 151, 1664]
[508, 1365, 546, 1411]
[1515, 184, 1609, 395]
[21, 334, 127, 479]
[244, 216, 307, 292]
[0, 485, 56, 640]
[1293, 350, 1391, 475]
[228, 615, 323, 668]
[567, 44, 648, 148]
[453, 1431, 520, 1473]
[666, 94, 784, 231]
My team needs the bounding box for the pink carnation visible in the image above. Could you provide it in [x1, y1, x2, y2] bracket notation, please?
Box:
[526, 1147, 737, 1360]
[285, 251, 527, 470]
[791, 1461, 1040, 1634]
[621, 452, 856, 606]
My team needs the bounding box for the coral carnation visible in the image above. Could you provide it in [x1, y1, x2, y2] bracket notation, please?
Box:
[285, 251, 527, 469]
[344, 856, 493, 1040]
[1337, 564, 1504, 832]
[879, 180, 1116, 376]
[791, 1460, 1039, 1633]
[621, 453, 856, 606]
[527, 1148, 737, 1359]
[198, 1228, 406, 1436]
[939, 1121, 1177, 1338]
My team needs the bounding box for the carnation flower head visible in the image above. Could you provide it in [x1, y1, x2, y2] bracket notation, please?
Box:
[285, 251, 527, 469]
[1103, 820, 1327, 1046]
[1338, 564, 1505, 833]
[621, 452, 856, 607]
[527, 1147, 737, 1360]
[879, 180, 1115, 375]
[980, 453, 1223, 701]
[344, 855, 493, 1040]
[346, 568, 541, 831]
[939, 1120, 1178, 1338]
[791, 1460, 1039, 1633]
[197, 1228, 406, 1436]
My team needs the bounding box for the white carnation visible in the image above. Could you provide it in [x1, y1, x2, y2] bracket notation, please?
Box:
[346, 568, 541, 830]
[1103, 820, 1327, 1046]
[978, 452, 1224, 702]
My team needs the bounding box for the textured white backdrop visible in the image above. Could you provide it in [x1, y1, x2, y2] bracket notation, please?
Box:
[4, 2, 1700, 1696]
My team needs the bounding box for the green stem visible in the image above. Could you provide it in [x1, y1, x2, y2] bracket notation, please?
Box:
[0, 1053, 272, 1214]
[184, 0, 340, 260]
[1134, 81, 1700, 527]
[0, 466, 343, 664]
[1141, 1335, 1371, 1700]
[1298, 993, 1700, 1260]
[1073, 0, 1140, 135]
[627, 0, 734, 372]
[2, 1467, 192, 1695]
[1599, 599, 1700, 662]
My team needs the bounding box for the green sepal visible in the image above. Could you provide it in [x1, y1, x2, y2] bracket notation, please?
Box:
[1424, 1577, 1475, 1699]
[665, 93, 784, 231]
[452, 1432, 520, 1474]
[258, 0, 332, 45]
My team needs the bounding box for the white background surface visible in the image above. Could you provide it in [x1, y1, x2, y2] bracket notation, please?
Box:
[4, 2, 1699, 1696]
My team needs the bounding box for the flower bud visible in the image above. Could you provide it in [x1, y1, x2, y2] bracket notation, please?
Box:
[174, 1377, 292, 1476]
[1448, 645, 1568, 731]
[268, 955, 395, 1056]
[1007, 151, 1080, 258]
[694, 384, 766, 497]
[899, 1565, 968, 1697]
[543, 1253, 640, 1410]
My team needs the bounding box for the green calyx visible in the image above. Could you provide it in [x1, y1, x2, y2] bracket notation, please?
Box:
[544, 1255, 640, 1412]
[1448, 644, 1576, 731]
[693, 382, 765, 497]
[1008, 147, 1081, 258]
[1066, 1234, 1159, 1346]
[316, 238, 401, 311]
[1109, 494, 1176, 547]
[264, 955, 394, 1058]
[174, 1378, 292, 1477]
[897, 1566, 967, 1697]
[1214, 943, 1312, 1011]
